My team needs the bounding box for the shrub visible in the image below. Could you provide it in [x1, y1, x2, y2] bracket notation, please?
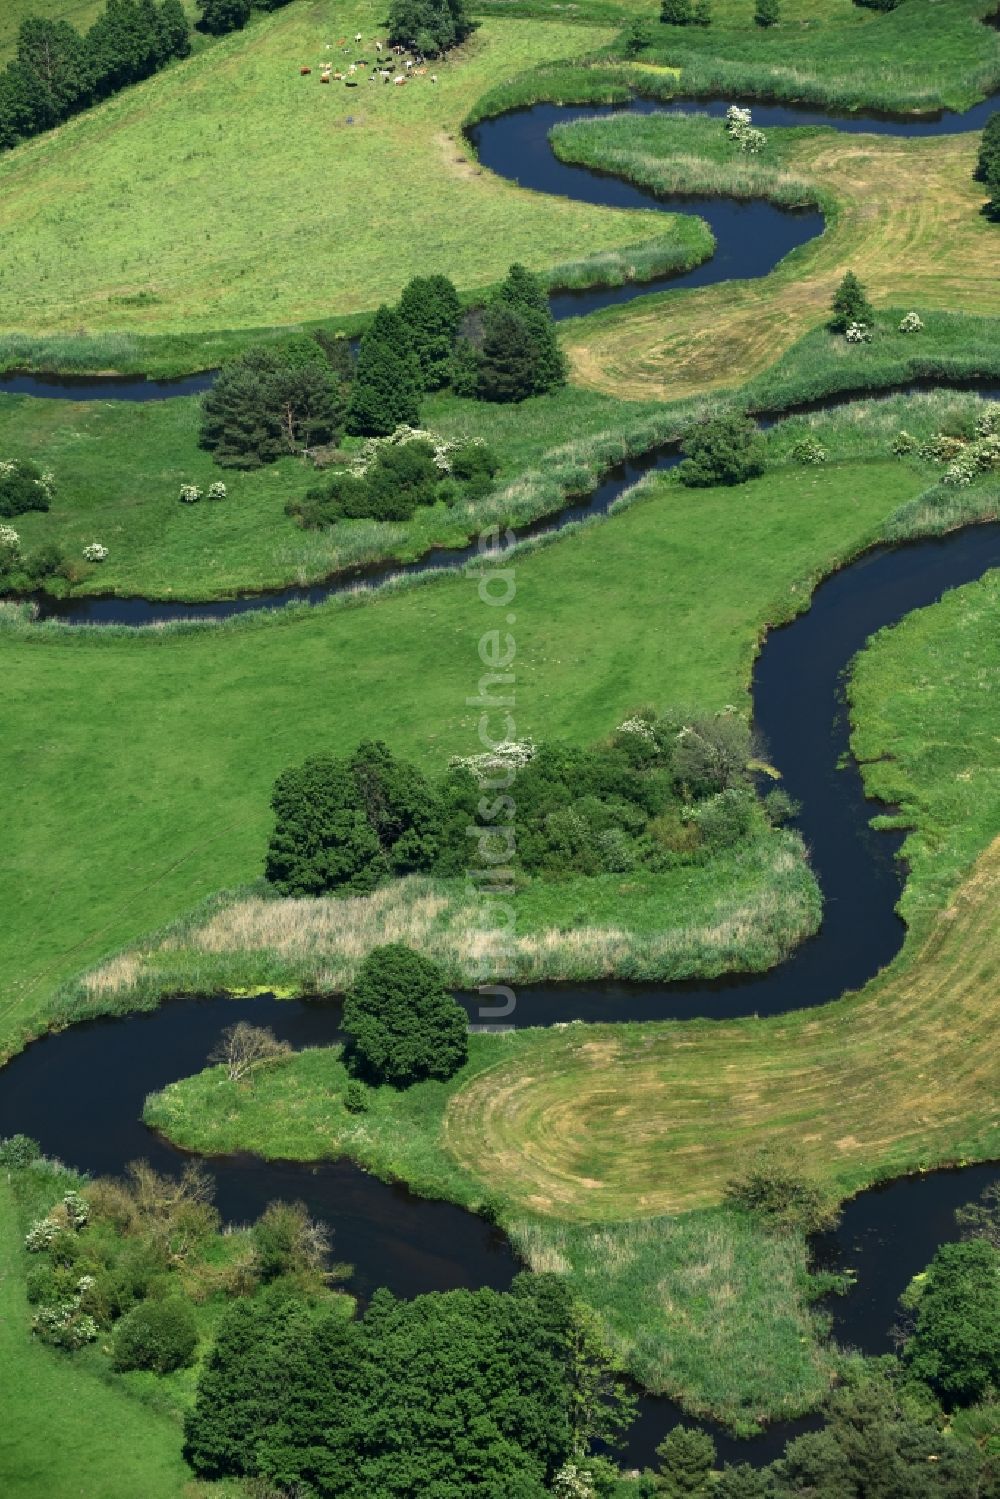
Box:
[251, 1201, 332, 1284]
[692, 0, 712, 25]
[677, 413, 765, 487]
[724, 1152, 838, 1234]
[830, 271, 874, 333]
[179, 484, 202, 504]
[0, 458, 53, 518]
[342, 944, 468, 1086]
[82, 541, 108, 562]
[898, 311, 924, 333]
[622, 17, 652, 54]
[196, 0, 251, 34]
[890, 429, 918, 456]
[343, 1080, 370, 1114]
[660, 0, 693, 22]
[845, 321, 873, 344]
[112, 1296, 198, 1373]
[755, 0, 780, 25]
[789, 434, 827, 465]
[32, 1292, 99, 1350]
[207, 481, 227, 501]
[690, 788, 757, 849]
[0, 1133, 40, 1169]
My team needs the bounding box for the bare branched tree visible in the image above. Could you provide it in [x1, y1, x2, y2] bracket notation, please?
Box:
[209, 1022, 292, 1083]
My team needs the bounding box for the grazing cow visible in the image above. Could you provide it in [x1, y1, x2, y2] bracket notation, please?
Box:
[414, 66, 427, 76]
[355, 31, 363, 42]
[393, 75, 405, 85]
[348, 63, 357, 74]
[321, 75, 330, 83]
[375, 40, 383, 52]
[300, 66, 312, 75]
[404, 59, 414, 70]
[430, 74, 438, 83]
[332, 71, 344, 80]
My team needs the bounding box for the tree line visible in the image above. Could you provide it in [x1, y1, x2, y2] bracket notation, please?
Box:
[0, 1, 191, 154]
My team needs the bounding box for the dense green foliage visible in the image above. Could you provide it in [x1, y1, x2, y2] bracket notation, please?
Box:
[184, 1272, 631, 1495]
[0, 456, 51, 518]
[830, 271, 876, 333]
[287, 435, 499, 529]
[342, 943, 468, 1086]
[398, 274, 464, 390]
[111, 1295, 198, 1372]
[196, 0, 251, 33]
[346, 306, 423, 437]
[653, 1425, 716, 1494]
[0, 0, 190, 153]
[723, 1153, 839, 1235]
[754, 0, 781, 27]
[678, 414, 766, 488]
[265, 739, 441, 897]
[386, 0, 474, 56]
[199, 341, 345, 468]
[902, 1238, 1000, 1405]
[475, 262, 567, 403]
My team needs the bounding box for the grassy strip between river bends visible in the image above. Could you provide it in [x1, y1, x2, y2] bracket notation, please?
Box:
[59, 827, 819, 1023]
[143, 1039, 840, 1433]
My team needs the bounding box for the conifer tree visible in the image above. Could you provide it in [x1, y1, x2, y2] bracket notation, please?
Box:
[653, 1426, 716, 1497]
[397, 274, 462, 389]
[830, 270, 875, 331]
[346, 306, 422, 435]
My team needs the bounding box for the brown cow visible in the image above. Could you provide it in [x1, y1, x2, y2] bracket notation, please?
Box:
[300, 66, 312, 75]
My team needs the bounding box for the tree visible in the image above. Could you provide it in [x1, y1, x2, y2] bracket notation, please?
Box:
[830, 269, 875, 332]
[660, 0, 694, 23]
[16, 17, 93, 128]
[397, 274, 463, 389]
[346, 306, 422, 436]
[475, 271, 566, 403]
[342, 944, 468, 1086]
[755, 0, 780, 25]
[0, 458, 53, 518]
[955, 1180, 1000, 1249]
[386, 0, 475, 56]
[975, 112, 1000, 185]
[653, 1426, 716, 1496]
[716, 1465, 776, 1498]
[902, 1238, 1000, 1405]
[157, 0, 192, 58]
[112, 1296, 198, 1372]
[677, 412, 765, 487]
[208, 1022, 291, 1083]
[251, 1201, 334, 1285]
[622, 17, 653, 54]
[200, 346, 344, 467]
[196, 0, 252, 34]
[692, 0, 711, 24]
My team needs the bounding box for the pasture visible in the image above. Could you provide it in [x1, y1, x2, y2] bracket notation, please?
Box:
[0, 439, 930, 1059]
[0, 2, 673, 337]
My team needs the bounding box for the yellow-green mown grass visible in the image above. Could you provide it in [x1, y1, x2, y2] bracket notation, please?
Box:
[0, 2, 683, 337]
[562, 123, 1000, 401]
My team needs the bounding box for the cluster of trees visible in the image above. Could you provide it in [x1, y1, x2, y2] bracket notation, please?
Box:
[976, 111, 1000, 220]
[660, 0, 712, 26]
[0, 2, 190, 154]
[199, 335, 350, 468]
[196, 0, 294, 37]
[287, 434, 499, 527]
[265, 714, 783, 906]
[386, 0, 475, 57]
[184, 1271, 632, 1496]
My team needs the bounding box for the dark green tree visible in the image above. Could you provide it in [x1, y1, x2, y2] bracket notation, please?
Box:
[716, 1464, 776, 1498]
[112, 1296, 198, 1373]
[0, 458, 52, 518]
[653, 1426, 716, 1496]
[16, 17, 93, 127]
[475, 273, 566, 403]
[0, 61, 47, 151]
[677, 412, 765, 487]
[902, 1238, 1000, 1405]
[449, 334, 480, 396]
[660, 0, 694, 23]
[622, 17, 653, 54]
[692, 0, 712, 24]
[346, 305, 422, 436]
[397, 273, 463, 389]
[196, 0, 252, 35]
[829, 269, 875, 331]
[265, 754, 386, 896]
[985, 161, 1000, 222]
[755, 0, 780, 25]
[386, 0, 475, 56]
[342, 943, 468, 1086]
[157, 0, 191, 57]
[86, 0, 163, 91]
[975, 112, 1000, 184]
[199, 346, 344, 467]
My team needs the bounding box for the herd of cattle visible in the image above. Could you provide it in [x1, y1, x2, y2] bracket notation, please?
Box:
[299, 34, 438, 87]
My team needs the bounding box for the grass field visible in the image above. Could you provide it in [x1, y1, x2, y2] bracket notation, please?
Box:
[557, 113, 1000, 400]
[0, 438, 935, 1059]
[0, 1182, 195, 1499]
[0, 2, 688, 339]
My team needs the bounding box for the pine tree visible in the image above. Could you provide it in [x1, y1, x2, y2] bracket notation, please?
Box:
[830, 270, 875, 332]
[475, 263, 566, 402]
[653, 1426, 716, 1497]
[397, 273, 462, 389]
[975, 112, 1000, 183]
[346, 306, 422, 435]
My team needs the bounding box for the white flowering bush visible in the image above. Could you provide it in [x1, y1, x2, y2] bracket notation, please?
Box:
[725, 105, 767, 153]
[845, 322, 873, 344]
[82, 541, 108, 562]
[616, 714, 656, 741]
[790, 434, 828, 465]
[917, 433, 965, 463]
[890, 430, 917, 457]
[207, 481, 227, 501]
[0, 459, 55, 501]
[62, 1190, 89, 1230]
[974, 403, 1000, 438]
[552, 1464, 597, 1498]
[31, 1297, 98, 1350]
[355, 424, 458, 475]
[179, 483, 203, 504]
[898, 311, 924, 333]
[0, 523, 20, 556]
[449, 739, 535, 779]
[942, 434, 1000, 485]
[25, 1218, 58, 1252]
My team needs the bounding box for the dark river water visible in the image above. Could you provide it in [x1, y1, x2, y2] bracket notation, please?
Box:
[1, 80, 998, 1471]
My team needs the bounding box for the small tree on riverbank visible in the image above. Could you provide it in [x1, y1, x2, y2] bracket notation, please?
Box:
[830, 270, 875, 333]
[342, 944, 468, 1086]
[677, 412, 765, 487]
